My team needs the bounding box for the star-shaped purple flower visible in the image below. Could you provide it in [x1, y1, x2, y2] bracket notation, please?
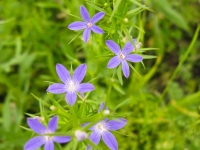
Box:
[106, 39, 143, 78]
[47, 63, 95, 106]
[68, 5, 105, 42]
[88, 103, 127, 150]
[24, 116, 71, 150]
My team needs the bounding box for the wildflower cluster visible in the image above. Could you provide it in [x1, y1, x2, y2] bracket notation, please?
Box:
[24, 4, 148, 150]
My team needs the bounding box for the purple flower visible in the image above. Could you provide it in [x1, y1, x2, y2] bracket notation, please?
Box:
[47, 63, 95, 106]
[88, 104, 127, 150]
[24, 116, 71, 150]
[106, 39, 143, 78]
[68, 5, 105, 42]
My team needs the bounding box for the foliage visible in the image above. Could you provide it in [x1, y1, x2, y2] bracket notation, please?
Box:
[0, 0, 200, 149]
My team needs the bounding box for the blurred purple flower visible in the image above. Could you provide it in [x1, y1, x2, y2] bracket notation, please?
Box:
[47, 63, 94, 106]
[88, 103, 127, 150]
[106, 39, 143, 78]
[68, 5, 105, 42]
[24, 116, 71, 150]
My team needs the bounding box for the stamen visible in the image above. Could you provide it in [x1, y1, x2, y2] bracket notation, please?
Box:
[119, 53, 125, 60]
[87, 22, 93, 28]
[96, 122, 106, 132]
[67, 80, 77, 92]
[44, 130, 53, 141]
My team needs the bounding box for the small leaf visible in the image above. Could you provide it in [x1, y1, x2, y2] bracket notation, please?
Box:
[117, 65, 123, 85]
[152, 0, 189, 31]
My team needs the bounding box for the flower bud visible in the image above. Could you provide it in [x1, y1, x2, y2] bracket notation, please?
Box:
[50, 105, 56, 111]
[75, 130, 88, 141]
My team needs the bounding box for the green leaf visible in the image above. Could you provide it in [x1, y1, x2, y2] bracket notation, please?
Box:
[113, 83, 126, 95]
[152, 0, 189, 31]
[117, 65, 123, 85]
[140, 55, 157, 59]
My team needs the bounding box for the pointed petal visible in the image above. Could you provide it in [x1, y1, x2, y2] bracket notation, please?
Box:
[80, 5, 90, 22]
[83, 28, 91, 42]
[53, 136, 71, 143]
[106, 40, 121, 55]
[66, 92, 77, 106]
[107, 56, 121, 68]
[90, 130, 101, 145]
[44, 140, 54, 150]
[98, 102, 108, 112]
[91, 25, 104, 34]
[122, 39, 136, 55]
[86, 145, 92, 150]
[47, 83, 67, 94]
[27, 118, 46, 134]
[91, 12, 105, 23]
[122, 61, 129, 78]
[56, 63, 71, 84]
[68, 21, 86, 30]
[107, 118, 127, 130]
[48, 116, 58, 133]
[24, 136, 45, 150]
[102, 131, 118, 150]
[73, 64, 86, 83]
[77, 83, 94, 92]
[126, 54, 143, 62]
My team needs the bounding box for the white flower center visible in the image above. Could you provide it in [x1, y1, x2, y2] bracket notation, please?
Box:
[87, 22, 93, 28]
[44, 130, 53, 141]
[67, 80, 77, 92]
[119, 53, 125, 60]
[96, 122, 107, 133]
[45, 136, 53, 141]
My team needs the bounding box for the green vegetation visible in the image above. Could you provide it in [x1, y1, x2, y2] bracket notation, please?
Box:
[0, 0, 200, 149]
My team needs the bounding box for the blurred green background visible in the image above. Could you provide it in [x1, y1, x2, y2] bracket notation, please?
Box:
[0, 0, 200, 150]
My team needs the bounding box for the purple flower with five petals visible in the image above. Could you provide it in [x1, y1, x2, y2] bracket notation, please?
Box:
[47, 63, 95, 106]
[88, 103, 127, 150]
[24, 116, 71, 150]
[106, 39, 143, 78]
[68, 5, 105, 42]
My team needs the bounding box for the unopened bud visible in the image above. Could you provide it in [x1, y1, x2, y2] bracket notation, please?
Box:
[50, 105, 56, 111]
[34, 116, 44, 122]
[75, 130, 88, 141]
[103, 110, 110, 115]
[124, 18, 128, 23]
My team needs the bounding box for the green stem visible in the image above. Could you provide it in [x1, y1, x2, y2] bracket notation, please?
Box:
[160, 25, 200, 100]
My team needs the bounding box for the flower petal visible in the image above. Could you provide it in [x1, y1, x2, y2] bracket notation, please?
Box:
[66, 92, 77, 106]
[126, 54, 143, 62]
[24, 136, 45, 150]
[122, 61, 129, 78]
[106, 40, 121, 55]
[106, 118, 127, 130]
[56, 63, 71, 84]
[73, 64, 86, 84]
[107, 56, 121, 68]
[53, 136, 71, 143]
[83, 28, 91, 42]
[68, 21, 86, 30]
[122, 39, 136, 55]
[89, 130, 101, 145]
[77, 83, 94, 92]
[27, 118, 47, 134]
[47, 83, 67, 94]
[102, 131, 118, 150]
[48, 116, 58, 133]
[98, 102, 108, 112]
[80, 5, 90, 22]
[44, 140, 54, 150]
[91, 12, 105, 23]
[91, 25, 104, 34]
